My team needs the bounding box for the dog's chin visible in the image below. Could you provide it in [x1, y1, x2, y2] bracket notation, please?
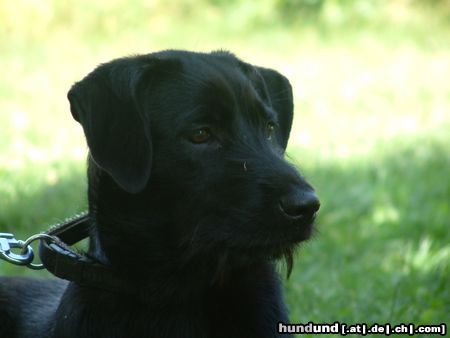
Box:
[237, 220, 315, 277]
[185, 218, 315, 280]
[266, 218, 315, 249]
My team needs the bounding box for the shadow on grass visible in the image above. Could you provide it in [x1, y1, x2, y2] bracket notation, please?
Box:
[285, 133, 449, 327]
[0, 133, 448, 327]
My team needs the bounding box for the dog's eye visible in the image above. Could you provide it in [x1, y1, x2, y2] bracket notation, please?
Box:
[266, 122, 276, 140]
[190, 128, 211, 144]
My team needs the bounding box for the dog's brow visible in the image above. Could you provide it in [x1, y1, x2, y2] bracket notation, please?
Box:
[241, 82, 276, 122]
[184, 105, 204, 120]
[184, 65, 277, 130]
[184, 105, 219, 125]
[193, 78, 237, 117]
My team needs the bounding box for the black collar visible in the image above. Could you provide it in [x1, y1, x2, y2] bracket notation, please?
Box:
[39, 213, 136, 295]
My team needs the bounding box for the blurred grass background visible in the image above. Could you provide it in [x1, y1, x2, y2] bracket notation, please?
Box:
[0, 0, 449, 335]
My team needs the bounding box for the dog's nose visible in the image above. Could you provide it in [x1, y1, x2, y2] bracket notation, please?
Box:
[279, 189, 320, 220]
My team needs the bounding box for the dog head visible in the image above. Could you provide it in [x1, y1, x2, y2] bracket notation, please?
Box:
[68, 50, 319, 276]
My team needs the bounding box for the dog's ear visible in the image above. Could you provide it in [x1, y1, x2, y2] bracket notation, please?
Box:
[255, 67, 294, 151]
[68, 57, 168, 193]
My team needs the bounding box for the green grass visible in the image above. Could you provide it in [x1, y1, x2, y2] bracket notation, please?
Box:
[285, 130, 450, 329]
[1, 1, 449, 335]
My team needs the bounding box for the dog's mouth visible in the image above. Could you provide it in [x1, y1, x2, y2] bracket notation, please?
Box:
[223, 240, 298, 279]
[268, 213, 317, 245]
[184, 213, 316, 278]
[236, 217, 317, 276]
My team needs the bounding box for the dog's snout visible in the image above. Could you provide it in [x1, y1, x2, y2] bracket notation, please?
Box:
[279, 189, 320, 220]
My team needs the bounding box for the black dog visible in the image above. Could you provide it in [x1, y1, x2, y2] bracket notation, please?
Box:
[0, 50, 319, 338]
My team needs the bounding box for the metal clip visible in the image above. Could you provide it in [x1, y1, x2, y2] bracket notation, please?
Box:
[0, 233, 57, 270]
[0, 233, 34, 266]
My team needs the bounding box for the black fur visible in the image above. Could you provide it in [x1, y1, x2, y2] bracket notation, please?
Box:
[0, 50, 319, 338]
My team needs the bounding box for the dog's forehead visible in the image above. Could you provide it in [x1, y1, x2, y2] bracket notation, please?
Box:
[144, 51, 276, 134]
[177, 53, 273, 122]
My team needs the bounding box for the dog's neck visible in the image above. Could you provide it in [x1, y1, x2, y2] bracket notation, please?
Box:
[56, 259, 283, 338]
[85, 163, 223, 304]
